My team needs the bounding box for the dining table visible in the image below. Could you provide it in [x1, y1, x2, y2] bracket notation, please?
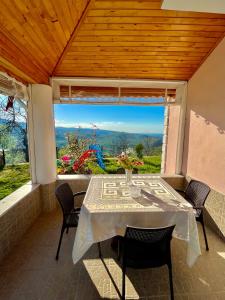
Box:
[72, 174, 201, 267]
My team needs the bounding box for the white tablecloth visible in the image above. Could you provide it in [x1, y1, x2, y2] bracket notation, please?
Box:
[72, 175, 201, 267]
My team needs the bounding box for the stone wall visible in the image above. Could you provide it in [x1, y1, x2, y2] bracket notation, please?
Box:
[0, 183, 41, 262]
[40, 181, 57, 212]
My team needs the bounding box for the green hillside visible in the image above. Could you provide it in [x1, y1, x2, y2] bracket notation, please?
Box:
[56, 127, 163, 156]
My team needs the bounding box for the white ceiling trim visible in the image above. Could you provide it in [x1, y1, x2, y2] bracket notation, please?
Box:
[51, 77, 186, 105]
[161, 0, 225, 14]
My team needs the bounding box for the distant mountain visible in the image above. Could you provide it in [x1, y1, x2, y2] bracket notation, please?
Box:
[55, 127, 163, 155]
[0, 118, 163, 156]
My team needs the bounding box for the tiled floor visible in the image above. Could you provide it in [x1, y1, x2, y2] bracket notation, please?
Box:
[0, 209, 225, 300]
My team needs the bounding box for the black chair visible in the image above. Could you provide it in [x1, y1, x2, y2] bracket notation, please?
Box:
[55, 183, 86, 260]
[176, 179, 211, 251]
[121, 225, 175, 300]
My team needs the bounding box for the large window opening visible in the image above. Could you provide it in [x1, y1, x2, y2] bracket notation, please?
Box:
[0, 75, 30, 200]
[54, 104, 165, 175]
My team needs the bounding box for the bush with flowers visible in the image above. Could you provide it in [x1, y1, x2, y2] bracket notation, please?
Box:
[57, 133, 96, 174]
[117, 151, 144, 170]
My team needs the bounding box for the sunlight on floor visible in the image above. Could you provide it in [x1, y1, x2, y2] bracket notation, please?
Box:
[83, 258, 139, 299]
[198, 277, 210, 287]
[217, 251, 225, 260]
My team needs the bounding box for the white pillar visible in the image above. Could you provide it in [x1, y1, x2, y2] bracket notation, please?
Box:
[28, 84, 56, 184]
[161, 105, 169, 174]
[175, 83, 187, 174]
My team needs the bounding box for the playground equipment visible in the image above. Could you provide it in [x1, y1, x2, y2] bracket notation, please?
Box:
[89, 144, 105, 170]
[88, 123, 105, 170]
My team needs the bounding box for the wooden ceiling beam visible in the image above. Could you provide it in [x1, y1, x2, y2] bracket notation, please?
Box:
[52, 0, 94, 75]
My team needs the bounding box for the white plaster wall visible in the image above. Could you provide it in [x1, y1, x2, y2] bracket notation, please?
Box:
[164, 105, 180, 174]
[182, 37, 225, 194]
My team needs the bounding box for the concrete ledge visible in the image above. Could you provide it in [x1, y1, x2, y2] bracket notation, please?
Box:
[57, 174, 91, 180]
[0, 183, 41, 262]
[0, 182, 40, 218]
[161, 174, 185, 190]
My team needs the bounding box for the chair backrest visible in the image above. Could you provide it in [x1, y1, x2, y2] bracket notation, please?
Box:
[185, 180, 210, 208]
[123, 225, 175, 268]
[55, 183, 74, 215]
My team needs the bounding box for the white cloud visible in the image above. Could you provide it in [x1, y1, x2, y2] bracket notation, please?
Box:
[54, 119, 163, 134]
[54, 119, 77, 128]
[55, 120, 124, 129]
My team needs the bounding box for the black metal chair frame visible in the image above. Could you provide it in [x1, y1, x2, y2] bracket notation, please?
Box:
[120, 225, 175, 300]
[176, 179, 210, 251]
[55, 183, 86, 260]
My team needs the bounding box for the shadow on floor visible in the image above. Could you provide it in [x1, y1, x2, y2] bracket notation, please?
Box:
[0, 209, 225, 300]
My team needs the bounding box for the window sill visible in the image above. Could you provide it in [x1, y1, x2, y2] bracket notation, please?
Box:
[57, 174, 92, 180]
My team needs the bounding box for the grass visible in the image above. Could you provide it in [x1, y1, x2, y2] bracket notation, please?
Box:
[140, 156, 162, 173]
[86, 155, 161, 175]
[0, 156, 161, 200]
[0, 164, 31, 200]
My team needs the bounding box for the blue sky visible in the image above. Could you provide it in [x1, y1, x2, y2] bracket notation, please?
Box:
[54, 104, 165, 134]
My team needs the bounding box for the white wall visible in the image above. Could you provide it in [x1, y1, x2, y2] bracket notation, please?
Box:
[182, 37, 225, 194]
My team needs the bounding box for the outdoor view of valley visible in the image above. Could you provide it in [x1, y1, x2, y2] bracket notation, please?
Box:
[56, 126, 163, 175]
[0, 98, 164, 199]
[55, 104, 164, 176]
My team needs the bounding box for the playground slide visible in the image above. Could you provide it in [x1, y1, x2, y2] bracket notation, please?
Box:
[89, 144, 105, 170]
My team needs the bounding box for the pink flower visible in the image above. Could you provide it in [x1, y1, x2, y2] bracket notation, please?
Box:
[62, 155, 71, 161]
[133, 161, 144, 166]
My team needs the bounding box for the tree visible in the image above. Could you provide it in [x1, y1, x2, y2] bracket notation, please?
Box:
[0, 124, 18, 166]
[116, 133, 129, 154]
[59, 133, 93, 161]
[143, 137, 155, 155]
[135, 143, 144, 159]
[143, 137, 163, 156]
[0, 95, 29, 162]
[0, 125, 10, 167]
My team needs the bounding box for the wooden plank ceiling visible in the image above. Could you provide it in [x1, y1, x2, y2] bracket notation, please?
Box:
[1, 0, 225, 83]
[0, 0, 89, 83]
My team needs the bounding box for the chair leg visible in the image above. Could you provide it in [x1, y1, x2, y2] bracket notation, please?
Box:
[117, 239, 121, 261]
[168, 264, 174, 300]
[55, 225, 65, 260]
[201, 218, 209, 251]
[97, 242, 102, 258]
[66, 227, 69, 234]
[122, 264, 126, 300]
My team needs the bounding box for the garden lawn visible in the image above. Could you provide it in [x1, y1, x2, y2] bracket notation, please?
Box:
[86, 155, 161, 174]
[0, 164, 30, 200]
